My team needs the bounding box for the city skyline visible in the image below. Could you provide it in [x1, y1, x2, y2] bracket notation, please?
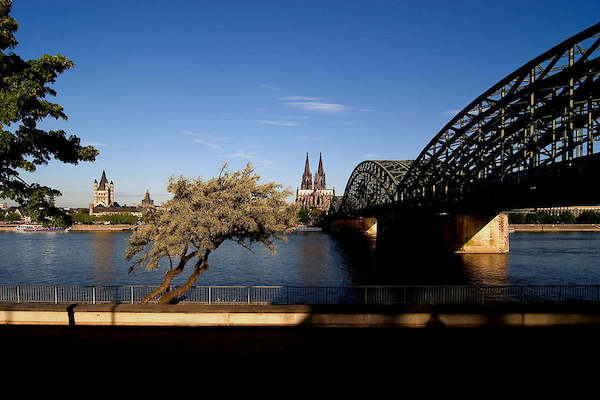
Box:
[5, 1, 600, 207]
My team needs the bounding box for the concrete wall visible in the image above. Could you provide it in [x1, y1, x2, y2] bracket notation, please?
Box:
[511, 224, 600, 232]
[1, 304, 599, 328]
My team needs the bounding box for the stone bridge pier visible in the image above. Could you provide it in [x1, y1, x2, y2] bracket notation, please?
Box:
[331, 213, 509, 254]
[377, 213, 509, 254]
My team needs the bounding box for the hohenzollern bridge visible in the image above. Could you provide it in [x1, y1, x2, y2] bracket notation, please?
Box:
[329, 22, 600, 254]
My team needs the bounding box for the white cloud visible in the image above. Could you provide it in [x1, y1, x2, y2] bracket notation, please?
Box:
[258, 83, 280, 90]
[285, 101, 352, 113]
[228, 150, 254, 159]
[183, 131, 233, 150]
[278, 96, 320, 101]
[192, 138, 222, 150]
[226, 150, 272, 166]
[258, 120, 300, 127]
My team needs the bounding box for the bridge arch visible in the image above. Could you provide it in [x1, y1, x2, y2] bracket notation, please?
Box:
[337, 160, 412, 215]
[398, 22, 600, 209]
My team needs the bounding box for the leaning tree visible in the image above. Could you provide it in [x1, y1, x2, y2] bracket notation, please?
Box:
[126, 164, 298, 304]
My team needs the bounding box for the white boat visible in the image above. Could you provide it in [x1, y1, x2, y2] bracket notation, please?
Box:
[13, 224, 65, 232]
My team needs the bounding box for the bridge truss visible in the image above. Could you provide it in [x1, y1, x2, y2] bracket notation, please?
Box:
[337, 160, 412, 215]
[399, 22, 600, 210]
[336, 22, 600, 216]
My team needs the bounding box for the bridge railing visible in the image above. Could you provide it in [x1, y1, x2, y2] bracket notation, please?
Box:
[1, 285, 600, 305]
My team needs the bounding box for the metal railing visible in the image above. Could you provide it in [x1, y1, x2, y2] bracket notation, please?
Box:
[1, 285, 600, 305]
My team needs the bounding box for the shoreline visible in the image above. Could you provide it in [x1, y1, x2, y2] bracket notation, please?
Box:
[510, 224, 600, 232]
[3, 223, 600, 233]
[0, 224, 135, 232]
[69, 224, 135, 232]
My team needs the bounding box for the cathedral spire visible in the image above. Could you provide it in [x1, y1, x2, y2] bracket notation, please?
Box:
[314, 152, 326, 190]
[301, 152, 312, 190]
[304, 153, 311, 174]
[317, 152, 324, 175]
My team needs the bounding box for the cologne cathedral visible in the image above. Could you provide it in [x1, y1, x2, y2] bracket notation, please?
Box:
[296, 153, 335, 213]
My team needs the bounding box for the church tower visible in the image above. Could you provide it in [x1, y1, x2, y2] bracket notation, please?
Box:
[314, 152, 326, 190]
[93, 170, 115, 207]
[301, 152, 313, 190]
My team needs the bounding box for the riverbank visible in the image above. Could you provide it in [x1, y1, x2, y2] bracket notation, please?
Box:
[510, 223, 600, 232]
[0, 224, 135, 232]
[3, 223, 600, 233]
[69, 224, 135, 231]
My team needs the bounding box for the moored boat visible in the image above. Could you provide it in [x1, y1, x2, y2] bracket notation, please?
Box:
[13, 224, 65, 232]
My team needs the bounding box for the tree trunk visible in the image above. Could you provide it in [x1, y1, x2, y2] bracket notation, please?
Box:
[140, 268, 184, 304]
[157, 260, 209, 304]
[140, 249, 199, 304]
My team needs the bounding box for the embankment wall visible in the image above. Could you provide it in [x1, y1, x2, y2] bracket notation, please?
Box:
[510, 224, 600, 232]
[1, 303, 600, 328]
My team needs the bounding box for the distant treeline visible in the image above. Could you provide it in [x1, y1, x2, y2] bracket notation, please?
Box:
[508, 210, 600, 224]
[70, 211, 139, 225]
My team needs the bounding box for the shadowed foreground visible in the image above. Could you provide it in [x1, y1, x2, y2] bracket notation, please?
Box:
[3, 303, 600, 375]
[3, 323, 600, 362]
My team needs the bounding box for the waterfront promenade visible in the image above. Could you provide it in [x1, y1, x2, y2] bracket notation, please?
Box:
[2, 302, 600, 366]
[2, 302, 600, 328]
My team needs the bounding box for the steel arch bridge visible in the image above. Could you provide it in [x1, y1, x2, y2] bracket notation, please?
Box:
[336, 22, 600, 217]
[337, 160, 412, 215]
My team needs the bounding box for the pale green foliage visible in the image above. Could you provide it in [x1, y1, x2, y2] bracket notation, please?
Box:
[126, 164, 298, 272]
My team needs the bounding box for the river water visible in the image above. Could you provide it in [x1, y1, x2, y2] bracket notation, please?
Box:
[0, 230, 599, 287]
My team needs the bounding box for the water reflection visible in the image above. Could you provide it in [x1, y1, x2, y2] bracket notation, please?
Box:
[296, 233, 331, 285]
[91, 232, 116, 285]
[459, 254, 510, 286]
[2, 230, 600, 287]
[331, 234, 510, 286]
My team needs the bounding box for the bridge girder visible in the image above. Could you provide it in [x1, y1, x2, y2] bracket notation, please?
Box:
[399, 22, 600, 211]
[337, 22, 600, 217]
[335, 160, 412, 216]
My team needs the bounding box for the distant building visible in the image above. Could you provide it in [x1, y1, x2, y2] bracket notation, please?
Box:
[141, 190, 154, 207]
[89, 171, 143, 216]
[93, 170, 115, 207]
[296, 153, 335, 213]
[511, 206, 600, 217]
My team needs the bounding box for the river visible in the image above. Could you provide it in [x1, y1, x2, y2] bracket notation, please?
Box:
[0, 230, 599, 287]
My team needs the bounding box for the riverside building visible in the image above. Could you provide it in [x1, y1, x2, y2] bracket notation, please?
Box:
[88, 171, 144, 216]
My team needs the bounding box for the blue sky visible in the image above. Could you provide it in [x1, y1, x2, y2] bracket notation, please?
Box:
[6, 0, 600, 207]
